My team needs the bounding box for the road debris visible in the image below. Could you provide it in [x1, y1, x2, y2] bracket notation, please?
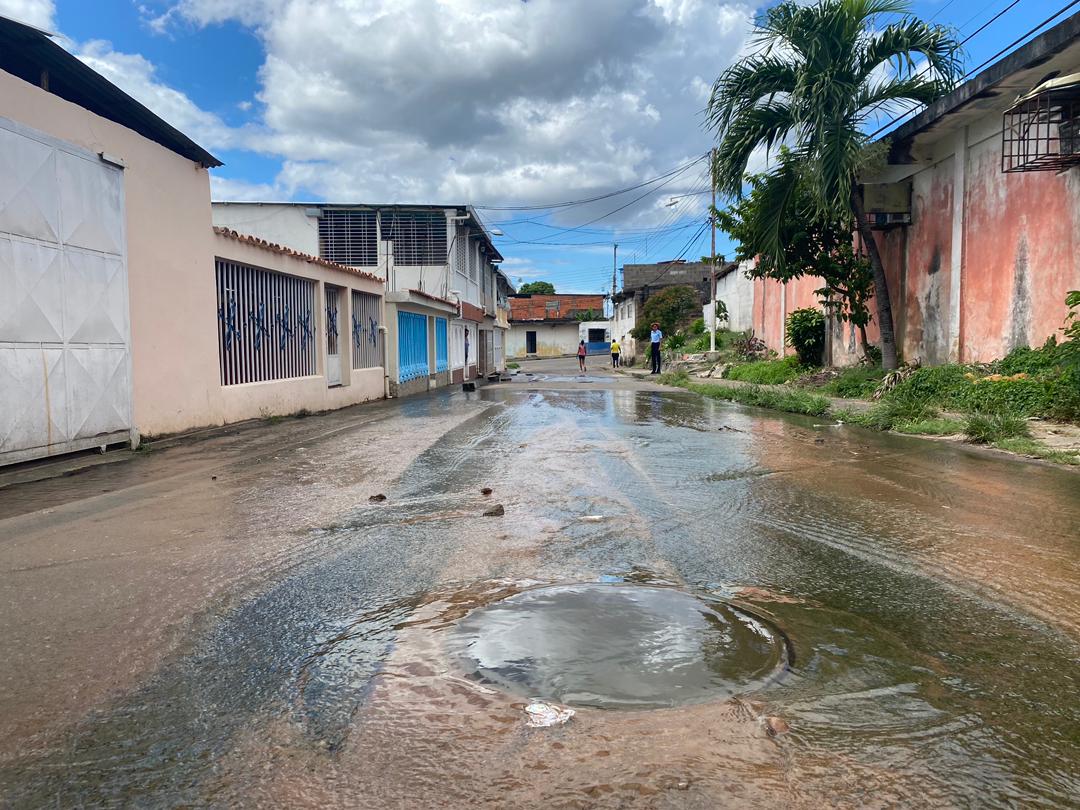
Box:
[524, 702, 575, 728]
[369, 494, 387, 502]
[481, 487, 493, 496]
[483, 504, 505, 517]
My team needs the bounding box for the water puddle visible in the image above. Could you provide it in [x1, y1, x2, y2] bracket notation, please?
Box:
[446, 583, 789, 709]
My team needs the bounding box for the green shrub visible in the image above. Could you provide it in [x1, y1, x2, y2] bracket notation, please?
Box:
[963, 412, 1029, 444]
[856, 389, 940, 431]
[893, 417, 964, 436]
[690, 317, 706, 335]
[785, 308, 825, 367]
[728, 356, 804, 385]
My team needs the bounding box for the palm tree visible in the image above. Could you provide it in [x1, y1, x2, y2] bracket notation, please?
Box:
[706, 0, 962, 369]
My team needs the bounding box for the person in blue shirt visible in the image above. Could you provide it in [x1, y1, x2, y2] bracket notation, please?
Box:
[649, 322, 663, 374]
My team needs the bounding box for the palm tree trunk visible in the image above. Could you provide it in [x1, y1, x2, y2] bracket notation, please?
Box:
[850, 187, 899, 370]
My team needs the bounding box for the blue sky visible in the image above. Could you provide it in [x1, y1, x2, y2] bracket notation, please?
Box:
[3, 0, 1073, 292]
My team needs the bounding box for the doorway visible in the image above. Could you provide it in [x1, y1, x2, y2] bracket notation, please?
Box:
[325, 285, 341, 386]
[526, 330, 537, 354]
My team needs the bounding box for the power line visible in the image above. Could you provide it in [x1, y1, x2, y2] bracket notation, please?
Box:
[475, 154, 708, 212]
[868, 0, 1078, 139]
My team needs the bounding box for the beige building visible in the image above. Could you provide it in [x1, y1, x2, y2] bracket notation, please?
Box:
[0, 16, 384, 465]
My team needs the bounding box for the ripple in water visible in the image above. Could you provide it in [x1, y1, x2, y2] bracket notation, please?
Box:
[447, 583, 788, 709]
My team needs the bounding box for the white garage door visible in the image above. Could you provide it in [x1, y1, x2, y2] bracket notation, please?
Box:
[0, 116, 132, 466]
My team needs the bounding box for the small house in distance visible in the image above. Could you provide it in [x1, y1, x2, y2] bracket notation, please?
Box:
[506, 294, 606, 358]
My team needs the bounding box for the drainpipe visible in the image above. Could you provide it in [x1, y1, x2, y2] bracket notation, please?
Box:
[379, 324, 390, 398]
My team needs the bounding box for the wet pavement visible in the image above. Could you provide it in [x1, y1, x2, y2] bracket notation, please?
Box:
[1, 357, 1078, 808]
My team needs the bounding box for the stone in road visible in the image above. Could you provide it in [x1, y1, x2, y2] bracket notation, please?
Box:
[1, 357, 1078, 808]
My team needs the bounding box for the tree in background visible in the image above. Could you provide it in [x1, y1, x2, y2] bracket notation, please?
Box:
[518, 281, 556, 295]
[631, 285, 700, 342]
[705, 0, 962, 369]
[716, 153, 876, 361]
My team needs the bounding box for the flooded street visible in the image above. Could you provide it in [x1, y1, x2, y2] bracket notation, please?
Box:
[1, 357, 1078, 808]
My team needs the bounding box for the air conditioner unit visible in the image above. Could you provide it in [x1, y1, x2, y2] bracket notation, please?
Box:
[868, 211, 911, 229]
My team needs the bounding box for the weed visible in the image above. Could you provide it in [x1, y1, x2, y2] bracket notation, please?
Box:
[685, 382, 830, 416]
[893, 417, 964, 436]
[963, 412, 1029, 444]
[507, 362, 520, 369]
[727, 356, 805, 385]
[994, 437, 1080, 465]
[658, 370, 690, 386]
[816, 366, 886, 399]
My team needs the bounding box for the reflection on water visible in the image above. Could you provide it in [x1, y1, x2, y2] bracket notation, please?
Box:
[449, 583, 787, 709]
[2, 386, 1079, 807]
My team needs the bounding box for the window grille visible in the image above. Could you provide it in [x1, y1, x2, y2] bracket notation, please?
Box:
[435, 317, 448, 372]
[351, 290, 382, 369]
[397, 310, 429, 382]
[1002, 79, 1080, 172]
[318, 209, 378, 266]
[455, 227, 468, 276]
[467, 241, 477, 281]
[381, 211, 447, 265]
[216, 258, 317, 386]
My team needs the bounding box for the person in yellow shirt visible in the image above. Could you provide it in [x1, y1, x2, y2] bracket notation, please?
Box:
[610, 339, 622, 368]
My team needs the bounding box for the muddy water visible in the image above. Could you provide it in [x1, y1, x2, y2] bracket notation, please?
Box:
[2, 386, 1079, 807]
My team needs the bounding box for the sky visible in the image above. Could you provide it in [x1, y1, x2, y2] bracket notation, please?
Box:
[1, 0, 1073, 293]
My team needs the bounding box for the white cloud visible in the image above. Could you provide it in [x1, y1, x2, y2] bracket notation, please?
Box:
[151, 0, 755, 210]
[0, 0, 55, 29]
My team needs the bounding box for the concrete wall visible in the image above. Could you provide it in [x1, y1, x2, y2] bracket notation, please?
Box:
[0, 69, 220, 437]
[506, 322, 580, 358]
[212, 203, 320, 256]
[212, 232, 386, 424]
[611, 297, 637, 357]
[715, 260, 755, 332]
[752, 109, 1080, 366]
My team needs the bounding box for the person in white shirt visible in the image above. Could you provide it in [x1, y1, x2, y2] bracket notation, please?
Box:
[649, 322, 663, 374]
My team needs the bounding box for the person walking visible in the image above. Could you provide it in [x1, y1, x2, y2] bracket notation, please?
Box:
[610, 338, 621, 368]
[649, 322, 663, 374]
[577, 340, 588, 373]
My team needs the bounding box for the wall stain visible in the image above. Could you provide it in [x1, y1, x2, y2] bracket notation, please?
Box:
[1009, 235, 1032, 351]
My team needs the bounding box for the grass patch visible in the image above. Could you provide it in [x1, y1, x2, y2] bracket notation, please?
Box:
[815, 366, 886, 399]
[963, 412, 1029, 444]
[507, 362, 520, 369]
[993, 437, 1080, 465]
[893, 417, 965, 436]
[727, 356, 806, 385]
[685, 382, 831, 416]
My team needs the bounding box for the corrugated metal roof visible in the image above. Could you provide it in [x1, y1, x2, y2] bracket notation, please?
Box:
[0, 14, 222, 167]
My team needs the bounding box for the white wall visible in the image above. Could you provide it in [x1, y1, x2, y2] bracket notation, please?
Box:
[715, 260, 754, 332]
[212, 203, 320, 256]
[611, 298, 638, 356]
[506, 322, 580, 358]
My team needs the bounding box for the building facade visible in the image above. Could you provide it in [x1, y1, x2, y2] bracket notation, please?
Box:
[506, 294, 606, 358]
[212, 203, 510, 395]
[752, 14, 1080, 366]
[0, 15, 386, 465]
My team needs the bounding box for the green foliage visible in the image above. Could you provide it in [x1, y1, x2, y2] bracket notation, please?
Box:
[994, 437, 1080, 466]
[573, 309, 603, 322]
[690, 317, 706, 335]
[853, 389, 940, 431]
[893, 417, 964, 436]
[727, 356, 804, 385]
[507, 362, 520, 369]
[816, 366, 886, 398]
[632, 285, 699, 341]
[732, 330, 768, 361]
[785, 308, 825, 366]
[963, 412, 1030, 445]
[518, 281, 555, 295]
[664, 333, 688, 351]
[686, 382, 831, 416]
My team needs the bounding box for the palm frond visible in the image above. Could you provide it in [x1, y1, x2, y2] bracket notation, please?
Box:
[856, 18, 963, 88]
[854, 75, 949, 117]
[752, 163, 801, 269]
[705, 55, 800, 134]
[714, 102, 798, 197]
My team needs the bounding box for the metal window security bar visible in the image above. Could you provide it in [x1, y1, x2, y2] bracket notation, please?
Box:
[319, 209, 378, 266]
[397, 310, 429, 382]
[435, 317, 449, 372]
[216, 258, 317, 386]
[351, 290, 381, 369]
[1003, 76, 1080, 173]
[381, 211, 447, 265]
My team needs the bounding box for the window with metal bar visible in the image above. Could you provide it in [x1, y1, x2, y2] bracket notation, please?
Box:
[318, 210, 378, 266]
[397, 310, 429, 382]
[434, 317, 448, 372]
[215, 258, 317, 386]
[381, 211, 447, 265]
[351, 290, 382, 369]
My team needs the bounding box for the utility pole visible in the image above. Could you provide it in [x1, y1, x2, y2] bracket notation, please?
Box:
[612, 243, 618, 298]
[709, 147, 718, 355]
